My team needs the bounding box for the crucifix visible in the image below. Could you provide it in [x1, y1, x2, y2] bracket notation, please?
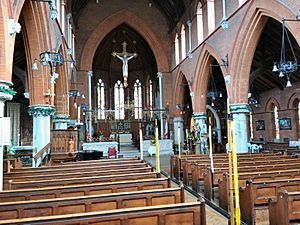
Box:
[112, 42, 138, 87]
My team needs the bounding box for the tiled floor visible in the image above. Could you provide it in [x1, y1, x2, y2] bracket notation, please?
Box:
[144, 155, 229, 225]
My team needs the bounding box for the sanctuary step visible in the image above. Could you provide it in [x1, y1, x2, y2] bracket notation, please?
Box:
[119, 144, 140, 158]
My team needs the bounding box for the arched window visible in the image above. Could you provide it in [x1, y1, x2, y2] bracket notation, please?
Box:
[114, 80, 125, 120]
[273, 105, 280, 140]
[56, 0, 61, 23]
[207, 0, 215, 34]
[149, 80, 153, 117]
[249, 111, 254, 140]
[181, 25, 186, 60]
[134, 80, 142, 119]
[298, 102, 300, 124]
[97, 79, 105, 120]
[175, 33, 179, 65]
[196, 2, 204, 45]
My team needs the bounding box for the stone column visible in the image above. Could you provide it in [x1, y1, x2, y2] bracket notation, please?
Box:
[187, 20, 193, 58]
[0, 81, 14, 191]
[53, 114, 70, 129]
[87, 71, 93, 141]
[28, 104, 56, 167]
[173, 117, 184, 150]
[230, 103, 249, 153]
[157, 72, 164, 139]
[193, 112, 207, 154]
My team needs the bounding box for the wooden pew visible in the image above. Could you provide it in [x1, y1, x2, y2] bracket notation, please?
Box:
[240, 178, 300, 225]
[11, 157, 141, 172]
[171, 152, 281, 180]
[9, 172, 159, 189]
[4, 166, 153, 184]
[269, 190, 300, 225]
[0, 177, 170, 202]
[4, 162, 148, 177]
[187, 156, 296, 187]
[202, 161, 300, 200]
[0, 187, 184, 220]
[218, 168, 300, 211]
[0, 202, 205, 225]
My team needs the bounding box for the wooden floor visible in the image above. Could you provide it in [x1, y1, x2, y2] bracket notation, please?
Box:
[145, 155, 228, 225]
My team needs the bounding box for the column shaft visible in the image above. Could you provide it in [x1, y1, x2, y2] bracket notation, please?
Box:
[230, 104, 249, 153]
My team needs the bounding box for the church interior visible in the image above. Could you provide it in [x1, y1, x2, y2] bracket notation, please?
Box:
[1, 0, 300, 224]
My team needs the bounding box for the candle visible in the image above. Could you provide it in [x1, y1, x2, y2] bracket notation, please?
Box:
[139, 129, 143, 160]
[77, 105, 81, 123]
[178, 127, 181, 159]
[155, 125, 160, 173]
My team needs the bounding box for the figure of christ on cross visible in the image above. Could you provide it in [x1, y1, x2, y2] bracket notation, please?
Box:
[112, 42, 138, 87]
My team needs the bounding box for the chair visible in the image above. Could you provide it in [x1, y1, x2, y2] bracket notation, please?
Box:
[108, 147, 117, 158]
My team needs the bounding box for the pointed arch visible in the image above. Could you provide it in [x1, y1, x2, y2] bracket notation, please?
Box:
[193, 43, 227, 112]
[288, 93, 300, 109]
[230, 0, 300, 103]
[173, 71, 191, 114]
[265, 97, 280, 112]
[79, 9, 169, 72]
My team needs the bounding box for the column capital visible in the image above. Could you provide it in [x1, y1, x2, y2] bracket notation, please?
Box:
[28, 104, 56, 117]
[0, 80, 15, 101]
[87, 71, 93, 77]
[157, 72, 163, 78]
[193, 112, 207, 120]
[66, 13, 72, 19]
[230, 103, 249, 114]
[52, 114, 70, 123]
[187, 20, 192, 26]
[173, 116, 184, 123]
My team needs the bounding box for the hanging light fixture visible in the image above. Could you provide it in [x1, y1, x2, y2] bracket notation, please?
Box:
[272, 17, 300, 87]
[207, 65, 222, 107]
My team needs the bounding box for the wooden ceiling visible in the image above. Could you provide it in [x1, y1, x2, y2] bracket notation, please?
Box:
[70, 0, 186, 31]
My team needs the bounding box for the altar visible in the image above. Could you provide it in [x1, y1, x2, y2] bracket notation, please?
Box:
[82, 142, 118, 157]
[110, 133, 132, 144]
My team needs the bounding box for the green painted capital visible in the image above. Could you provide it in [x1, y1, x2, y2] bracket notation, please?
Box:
[0, 80, 15, 101]
[28, 104, 56, 117]
[53, 114, 70, 123]
[229, 103, 249, 114]
[193, 112, 207, 120]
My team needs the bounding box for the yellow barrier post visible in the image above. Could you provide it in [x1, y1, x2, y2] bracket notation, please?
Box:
[227, 98, 235, 225]
[232, 122, 241, 225]
[208, 117, 214, 173]
[228, 120, 235, 225]
[155, 119, 160, 173]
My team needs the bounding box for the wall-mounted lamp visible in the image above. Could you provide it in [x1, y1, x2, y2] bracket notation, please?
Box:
[148, 0, 152, 7]
[68, 89, 84, 108]
[32, 50, 75, 79]
[31, 0, 58, 20]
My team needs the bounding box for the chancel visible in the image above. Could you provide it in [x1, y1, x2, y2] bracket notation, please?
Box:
[2, 1, 300, 225]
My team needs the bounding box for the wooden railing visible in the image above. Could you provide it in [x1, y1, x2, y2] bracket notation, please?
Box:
[33, 143, 50, 167]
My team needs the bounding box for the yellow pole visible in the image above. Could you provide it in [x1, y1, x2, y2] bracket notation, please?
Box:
[208, 117, 214, 173]
[155, 120, 160, 173]
[232, 123, 241, 225]
[227, 98, 235, 225]
[228, 120, 235, 225]
[178, 127, 181, 159]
